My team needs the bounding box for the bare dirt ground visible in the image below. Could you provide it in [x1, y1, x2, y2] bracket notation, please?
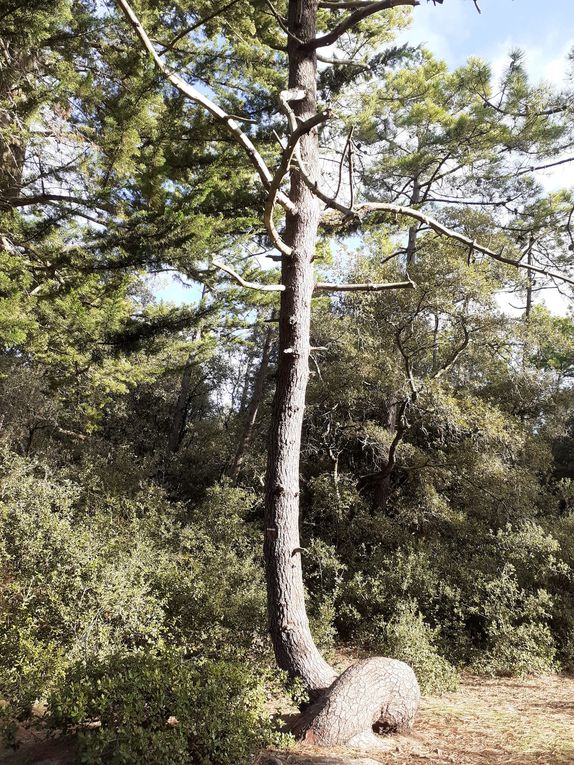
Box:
[260, 674, 574, 765]
[1, 674, 572, 764]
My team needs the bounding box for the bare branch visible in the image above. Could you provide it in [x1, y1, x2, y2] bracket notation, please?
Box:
[295, 164, 574, 287]
[315, 279, 415, 291]
[431, 323, 470, 379]
[5, 193, 113, 211]
[265, 110, 330, 256]
[264, 0, 305, 45]
[159, 0, 242, 54]
[319, 0, 384, 8]
[396, 327, 418, 399]
[300, 0, 418, 51]
[114, 0, 297, 215]
[334, 127, 354, 201]
[212, 259, 285, 291]
[514, 155, 574, 179]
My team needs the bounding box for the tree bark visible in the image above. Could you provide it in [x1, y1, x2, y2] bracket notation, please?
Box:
[167, 351, 196, 454]
[372, 400, 399, 513]
[292, 657, 420, 746]
[263, 6, 421, 741]
[263, 0, 338, 697]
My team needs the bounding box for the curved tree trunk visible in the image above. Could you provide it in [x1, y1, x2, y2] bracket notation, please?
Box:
[262, 0, 420, 741]
[292, 658, 420, 746]
[263, 0, 337, 697]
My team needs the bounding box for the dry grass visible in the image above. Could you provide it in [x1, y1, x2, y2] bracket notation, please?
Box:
[261, 673, 574, 765]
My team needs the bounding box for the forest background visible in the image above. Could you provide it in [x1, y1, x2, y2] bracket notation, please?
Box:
[1, 0, 573, 762]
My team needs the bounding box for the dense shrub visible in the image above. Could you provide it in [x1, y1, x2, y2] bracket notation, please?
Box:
[328, 516, 571, 683]
[353, 600, 458, 694]
[0, 452, 270, 746]
[48, 653, 286, 765]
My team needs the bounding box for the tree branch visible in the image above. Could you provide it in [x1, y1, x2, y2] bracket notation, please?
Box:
[114, 0, 297, 215]
[300, 0, 418, 51]
[5, 193, 113, 211]
[295, 164, 574, 287]
[212, 259, 285, 291]
[158, 0, 242, 54]
[265, 109, 330, 256]
[315, 278, 415, 291]
[431, 323, 470, 379]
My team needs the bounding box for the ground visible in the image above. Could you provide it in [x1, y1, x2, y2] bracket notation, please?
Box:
[1, 674, 573, 764]
[260, 673, 574, 765]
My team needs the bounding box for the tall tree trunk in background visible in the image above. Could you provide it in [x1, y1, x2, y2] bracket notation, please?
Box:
[166, 287, 208, 455]
[229, 323, 274, 484]
[405, 175, 420, 266]
[525, 234, 535, 319]
[167, 350, 197, 454]
[373, 179, 420, 513]
[263, 0, 337, 696]
[372, 400, 399, 513]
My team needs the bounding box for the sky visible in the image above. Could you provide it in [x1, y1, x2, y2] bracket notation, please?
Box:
[408, 0, 574, 78]
[154, 0, 574, 308]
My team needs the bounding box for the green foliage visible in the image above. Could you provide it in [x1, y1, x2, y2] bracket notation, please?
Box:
[374, 602, 458, 695]
[0, 452, 270, 745]
[49, 653, 285, 765]
[1, 2, 574, 757]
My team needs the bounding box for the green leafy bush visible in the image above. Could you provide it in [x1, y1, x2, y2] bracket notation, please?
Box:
[361, 601, 459, 694]
[0, 453, 270, 746]
[467, 566, 558, 676]
[48, 653, 286, 765]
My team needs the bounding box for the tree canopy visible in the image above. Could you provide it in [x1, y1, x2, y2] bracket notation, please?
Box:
[0, 0, 573, 761]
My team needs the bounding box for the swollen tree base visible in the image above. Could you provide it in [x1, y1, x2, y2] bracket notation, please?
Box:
[291, 657, 420, 748]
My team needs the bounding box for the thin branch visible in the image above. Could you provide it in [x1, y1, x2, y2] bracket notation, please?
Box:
[319, 0, 384, 8]
[159, 0, 242, 54]
[396, 327, 418, 399]
[315, 278, 415, 291]
[514, 155, 574, 179]
[5, 193, 113, 211]
[213, 259, 285, 291]
[212, 261, 414, 293]
[386, 398, 409, 473]
[295, 164, 574, 287]
[114, 0, 297, 215]
[348, 135, 355, 209]
[264, 0, 305, 45]
[334, 127, 354, 201]
[431, 323, 470, 379]
[300, 0, 418, 51]
[265, 109, 330, 256]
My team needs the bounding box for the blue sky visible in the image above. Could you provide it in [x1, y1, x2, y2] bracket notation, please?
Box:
[408, 0, 574, 79]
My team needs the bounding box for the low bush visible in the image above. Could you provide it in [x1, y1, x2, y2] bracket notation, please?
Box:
[48, 652, 287, 765]
[360, 601, 459, 695]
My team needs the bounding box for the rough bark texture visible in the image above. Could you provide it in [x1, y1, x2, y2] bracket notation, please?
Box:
[372, 399, 399, 513]
[263, 0, 338, 697]
[262, 0, 420, 741]
[167, 352, 195, 454]
[293, 658, 420, 747]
